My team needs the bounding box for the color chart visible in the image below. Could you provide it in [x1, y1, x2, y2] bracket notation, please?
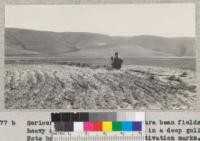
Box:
[51, 112, 145, 141]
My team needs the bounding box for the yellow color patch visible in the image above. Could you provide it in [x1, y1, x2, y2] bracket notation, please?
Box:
[102, 121, 112, 131]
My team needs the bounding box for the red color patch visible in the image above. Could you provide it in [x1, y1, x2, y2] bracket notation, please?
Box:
[93, 122, 102, 131]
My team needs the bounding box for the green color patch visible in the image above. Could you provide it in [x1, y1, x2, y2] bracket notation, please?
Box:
[112, 121, 122, 131]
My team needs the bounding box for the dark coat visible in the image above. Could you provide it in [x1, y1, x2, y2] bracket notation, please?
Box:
[112, 57, 123, 69]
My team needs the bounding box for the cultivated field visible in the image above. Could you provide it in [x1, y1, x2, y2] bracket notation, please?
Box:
[5, 64, 196, 109]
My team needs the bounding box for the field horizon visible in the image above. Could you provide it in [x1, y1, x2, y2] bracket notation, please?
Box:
[4, 28, 197, 109]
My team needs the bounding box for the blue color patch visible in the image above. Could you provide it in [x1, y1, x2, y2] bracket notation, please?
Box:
[132, 122, 142, 131]
[122, 121, 133, 131]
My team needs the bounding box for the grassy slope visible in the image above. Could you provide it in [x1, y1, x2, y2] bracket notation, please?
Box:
[5, 28, 195, 57]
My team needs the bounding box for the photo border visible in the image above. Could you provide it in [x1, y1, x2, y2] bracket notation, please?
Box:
[0, 0, 199, 112]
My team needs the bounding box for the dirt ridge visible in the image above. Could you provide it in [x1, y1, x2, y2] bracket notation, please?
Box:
[5, 64, 196, 109]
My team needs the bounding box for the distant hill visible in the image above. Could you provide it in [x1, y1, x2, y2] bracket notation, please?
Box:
[5, 28, 195, 58]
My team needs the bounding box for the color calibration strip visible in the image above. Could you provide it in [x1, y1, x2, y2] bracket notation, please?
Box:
[53, 121, 142, 132]
[51, 112, 145, 132]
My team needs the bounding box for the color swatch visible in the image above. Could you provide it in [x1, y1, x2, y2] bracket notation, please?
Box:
[112, 121, 122, 131]
[102, 121, 112, 131]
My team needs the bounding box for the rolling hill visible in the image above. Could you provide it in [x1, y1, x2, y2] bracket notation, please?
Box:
[5, 28, 195, 58]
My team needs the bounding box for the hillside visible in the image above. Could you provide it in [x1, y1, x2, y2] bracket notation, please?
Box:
[5, 28, 195, 58]
[5, 64, 196, 109]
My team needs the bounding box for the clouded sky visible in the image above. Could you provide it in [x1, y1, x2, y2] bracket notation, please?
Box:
[5, 4, 195, 37]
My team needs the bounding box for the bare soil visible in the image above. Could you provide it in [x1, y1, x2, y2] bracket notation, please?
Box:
[5, 64, 196, 109]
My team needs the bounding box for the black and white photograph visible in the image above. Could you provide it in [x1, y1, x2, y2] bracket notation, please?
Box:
[5, 4, 196, 109]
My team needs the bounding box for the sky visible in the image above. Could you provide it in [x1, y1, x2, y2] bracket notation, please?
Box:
[5, 4, 195, 37]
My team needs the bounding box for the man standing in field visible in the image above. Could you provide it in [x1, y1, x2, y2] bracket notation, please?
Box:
[112, 52, 123, 69]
